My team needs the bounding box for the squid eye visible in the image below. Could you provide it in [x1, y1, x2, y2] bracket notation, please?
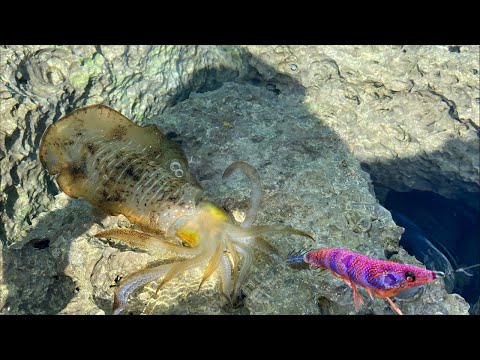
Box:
[405, 271, 416, 282]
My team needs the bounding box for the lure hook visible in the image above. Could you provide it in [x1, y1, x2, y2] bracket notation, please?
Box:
[436, 264, 480, 278]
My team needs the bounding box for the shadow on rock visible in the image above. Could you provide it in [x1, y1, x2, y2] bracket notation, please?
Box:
[1, 47, 476, 315]
[1, 200, 105, 314]
[368, 137, 480, 309]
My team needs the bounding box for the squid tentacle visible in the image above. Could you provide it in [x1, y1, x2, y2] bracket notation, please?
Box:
[95, 228, 200, 256]
[198, 242, 224, 290]
[155, 252, 211, 294]
[226, 240, 239, 295]
[232, 241, 254, 300]
[113, 263, 174, 315]
[223, 161, 262, 228]
[233, 224, 314, 241]
[220, 253, 233, 303]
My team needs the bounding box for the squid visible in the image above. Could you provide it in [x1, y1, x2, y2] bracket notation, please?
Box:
[39, 104, 312, 314]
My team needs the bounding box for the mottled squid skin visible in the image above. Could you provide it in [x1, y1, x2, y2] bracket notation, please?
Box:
[40, 105, 312, 314]
[288, 248, 437, 315]
[39, 105, 202, 237]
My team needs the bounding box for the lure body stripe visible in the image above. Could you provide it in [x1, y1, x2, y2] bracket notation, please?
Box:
[290, 248, 438, 314]
[304, 248, 436, 291]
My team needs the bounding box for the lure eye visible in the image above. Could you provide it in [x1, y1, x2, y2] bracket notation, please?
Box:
[405, 271, 416, 282]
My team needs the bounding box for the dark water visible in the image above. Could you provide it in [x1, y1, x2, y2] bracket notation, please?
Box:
[376, 187, 480, 309]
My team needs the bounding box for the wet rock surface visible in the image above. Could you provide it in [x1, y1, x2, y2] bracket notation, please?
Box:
[1, 45, 474, 315]
[244, 45, 479, 208]
[0, 45, 247, 246]
[1, 81, 469, 314]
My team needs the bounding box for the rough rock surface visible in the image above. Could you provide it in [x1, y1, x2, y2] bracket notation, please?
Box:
[0, 45, 247, 246]
[1, 45, 475, 315]
[472, 297, 480, 315]
[1, 81, 469, 315]
[244, 45, 480, 207]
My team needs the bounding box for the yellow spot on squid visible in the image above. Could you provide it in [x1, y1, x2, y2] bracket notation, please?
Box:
[203, 203, 229, 222]
[177, 229, 199, 247]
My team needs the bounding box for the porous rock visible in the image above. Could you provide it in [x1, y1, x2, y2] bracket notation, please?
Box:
[0, 45, 247, 246]
[244, 45, 479, 207]
[0, 46, 472, 315]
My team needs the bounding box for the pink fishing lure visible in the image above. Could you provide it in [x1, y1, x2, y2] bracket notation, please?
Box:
[287, 248, 437, 315]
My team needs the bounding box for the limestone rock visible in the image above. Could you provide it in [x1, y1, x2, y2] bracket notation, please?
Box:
[1, 46, 472, 315]
[2, 82, 464, 315]
[0, 45, 247, 246]
[243, 45, 479, 206]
